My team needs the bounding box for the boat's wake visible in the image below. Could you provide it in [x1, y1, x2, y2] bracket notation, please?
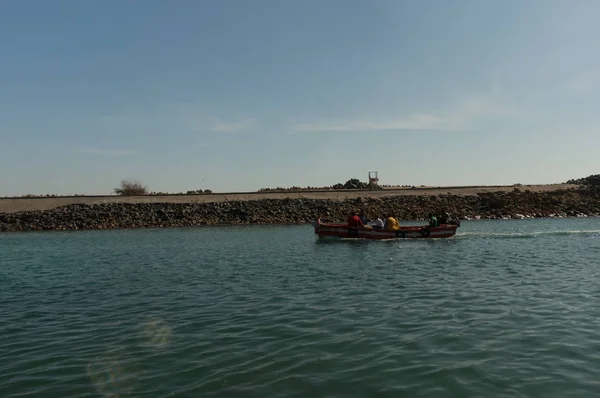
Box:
[455, 229, 600, 240]
[315, 229, 600, 244]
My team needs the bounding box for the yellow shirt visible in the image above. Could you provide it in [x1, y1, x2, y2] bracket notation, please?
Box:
[384, 217, 399, 230]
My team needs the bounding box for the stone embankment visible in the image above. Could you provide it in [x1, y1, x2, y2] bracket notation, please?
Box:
[1, 188, 599, 232]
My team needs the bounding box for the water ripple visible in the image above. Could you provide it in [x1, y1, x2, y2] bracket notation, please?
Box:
[1, 219, 600, 397]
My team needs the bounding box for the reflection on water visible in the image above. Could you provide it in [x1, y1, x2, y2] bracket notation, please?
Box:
[87, 318, 172, 397]
[87, 357, 133, 398]
[140, 318, 172, 348]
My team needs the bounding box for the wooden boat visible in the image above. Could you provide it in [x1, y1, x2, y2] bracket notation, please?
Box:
[314, 218, 460, 240]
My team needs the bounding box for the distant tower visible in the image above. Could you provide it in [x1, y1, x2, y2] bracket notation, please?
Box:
[368, 171, 379, 189]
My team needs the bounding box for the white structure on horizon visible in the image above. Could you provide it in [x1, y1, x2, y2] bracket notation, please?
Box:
[368, 171, 379, 188]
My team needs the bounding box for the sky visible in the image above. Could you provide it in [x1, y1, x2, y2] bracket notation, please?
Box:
[1, 0, 599, 195]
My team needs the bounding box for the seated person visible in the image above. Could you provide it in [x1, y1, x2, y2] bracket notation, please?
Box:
[428, 213, 439, 227]
[348, 212, 372, 229]
[383, 214, 400, 230]
[359, 210, 368, 225]
[438, 211, 451, 224]
[373, 217, 384, 229]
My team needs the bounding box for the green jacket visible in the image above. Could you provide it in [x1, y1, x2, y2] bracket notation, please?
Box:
[429, 216, 439, 227]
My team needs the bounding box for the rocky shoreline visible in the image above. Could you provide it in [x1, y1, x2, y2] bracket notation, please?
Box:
[1, 188, 599, 232]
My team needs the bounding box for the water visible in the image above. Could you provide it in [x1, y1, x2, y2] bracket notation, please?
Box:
[1, 218, 600, 398]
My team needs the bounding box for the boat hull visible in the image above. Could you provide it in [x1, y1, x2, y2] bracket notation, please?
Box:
[314, 220, 459, 239]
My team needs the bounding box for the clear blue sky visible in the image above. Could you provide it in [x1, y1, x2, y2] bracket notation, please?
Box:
[1, 0, 599, 195]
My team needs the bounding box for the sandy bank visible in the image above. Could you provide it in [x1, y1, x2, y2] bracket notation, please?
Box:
[0, 184, 577, 214]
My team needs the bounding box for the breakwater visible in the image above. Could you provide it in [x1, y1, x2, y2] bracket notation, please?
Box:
[1, 188, 599, 232]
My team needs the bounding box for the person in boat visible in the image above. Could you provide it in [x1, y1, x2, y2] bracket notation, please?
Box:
[348, 211, 371, 229]
[383, 214, 400, 231]
[373, 217, 385, 229]
[359, 210, 368, 225]
[428, 213, 439, 228]
[438, 211, 452, 224]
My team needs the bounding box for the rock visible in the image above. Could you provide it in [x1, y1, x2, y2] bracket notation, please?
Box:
[1, 188, 599, 232]
[567, 174, 600, 187]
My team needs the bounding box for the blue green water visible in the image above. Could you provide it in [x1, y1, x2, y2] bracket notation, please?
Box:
[2, 218, 600, 397]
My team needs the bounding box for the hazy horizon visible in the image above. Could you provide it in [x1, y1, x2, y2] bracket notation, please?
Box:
[1, 1, 599, 196]
[0, 177, 583, 197]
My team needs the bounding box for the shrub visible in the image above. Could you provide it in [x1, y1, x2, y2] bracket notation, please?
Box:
[567, 174, 600, 186]
[114, 180, 148, 196]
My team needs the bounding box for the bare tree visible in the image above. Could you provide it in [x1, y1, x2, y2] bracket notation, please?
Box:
[114, 180, 148, 196]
